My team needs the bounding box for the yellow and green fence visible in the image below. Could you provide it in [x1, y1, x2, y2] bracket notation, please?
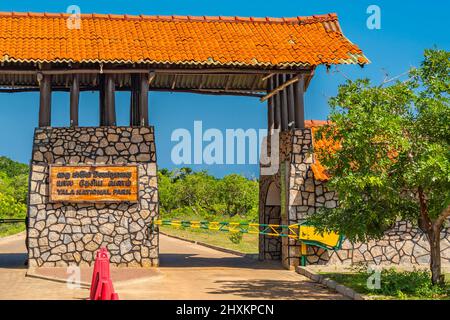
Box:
[152, 219, 344, 265]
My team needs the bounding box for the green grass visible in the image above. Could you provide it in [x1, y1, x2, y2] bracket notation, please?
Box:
[160, 225, 259, 254]
[320, 269, 450, 300]
[0, 222, 25, 238]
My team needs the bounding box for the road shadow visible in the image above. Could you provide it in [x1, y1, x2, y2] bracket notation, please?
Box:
[207, 279, 346, 300]
[159, 253, 282, 270]
[0, 253, 27, 269]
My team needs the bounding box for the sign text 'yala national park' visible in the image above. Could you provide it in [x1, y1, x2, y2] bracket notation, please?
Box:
[49, 165, 139, 203]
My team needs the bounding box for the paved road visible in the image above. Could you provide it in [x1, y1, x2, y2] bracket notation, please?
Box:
[0, 232, 88, 300]
[0, 232, 345, 300]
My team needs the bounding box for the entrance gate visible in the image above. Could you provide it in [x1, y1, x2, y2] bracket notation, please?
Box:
[0, 11, 368, 267]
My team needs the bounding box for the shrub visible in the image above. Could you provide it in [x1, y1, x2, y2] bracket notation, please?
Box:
[362, 268, 449, 299]
[228, 232, 243, 244]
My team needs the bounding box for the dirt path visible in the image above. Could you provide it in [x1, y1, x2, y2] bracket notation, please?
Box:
[0, 232, 346, 300]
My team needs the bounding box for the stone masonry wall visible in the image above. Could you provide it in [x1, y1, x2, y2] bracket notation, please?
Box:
[327, 221, 450, 265]
[259, 133, 282, 261]
[260, 128, 450, 268]
[287, 128, 450, 267]
[259, 175, 282, 260]
[27, 126, 159, 267]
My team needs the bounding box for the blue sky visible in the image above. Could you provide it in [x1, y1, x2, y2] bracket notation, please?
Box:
[0, 0, 448, 177]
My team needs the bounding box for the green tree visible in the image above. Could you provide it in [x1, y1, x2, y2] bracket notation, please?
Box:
[179, 171, 218, 211]
[219, 174, 258, 217]
[157, 171, 179, 214]
[158, 169, 220, 217]
[0, 156, 28, 177]
[157, 168, 259, 221]
[310, 49, 450, 285]
[0, 193, 26, 219]
[0, 157, 28, 221]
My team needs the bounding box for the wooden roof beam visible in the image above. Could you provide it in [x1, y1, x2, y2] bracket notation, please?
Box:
[260, 73, 304, 102]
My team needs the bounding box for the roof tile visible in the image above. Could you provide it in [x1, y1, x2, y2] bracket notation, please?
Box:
[0, 11, 369, 67]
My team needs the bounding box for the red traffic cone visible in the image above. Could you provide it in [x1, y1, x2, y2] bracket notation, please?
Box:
[89, 247, 119, 300]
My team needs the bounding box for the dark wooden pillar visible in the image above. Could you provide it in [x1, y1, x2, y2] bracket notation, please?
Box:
[39, 74, 52, 127]
[274, 76, 281, 130]
[130, 74, 140, 126]
[138, 73, 149, 126]
[280, 74, 289, 131]
[99, 74, 106, 126]
[267, 77, 274, 133]
[105, 74, 116, 126]
[294, 75, 305, 129]
[287, 74, 296, 130]
[70, 74, 80, 127]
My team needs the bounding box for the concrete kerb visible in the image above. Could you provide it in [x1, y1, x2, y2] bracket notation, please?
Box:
[296, 266, 366, 300]
[159, 231, 259, 260]
[26, 268, 91, 288]
[0, 231, 26, 243]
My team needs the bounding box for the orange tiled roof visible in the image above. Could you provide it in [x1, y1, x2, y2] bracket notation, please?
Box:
[0, 12, 369, 67]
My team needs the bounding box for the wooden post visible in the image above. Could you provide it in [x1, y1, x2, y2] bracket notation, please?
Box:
[267, 77, 274, 133]
[280, 74, 289, 131]
[138, 73, 149, 126]
[99, 75, 106, 126]
[130, 74, 140, 126]
[70, 74, 80, 127]
[39, 74, 52, 127]
[105, 74, 116, 126]
[294, 75, 305, 129]
[274, 76, 281, 130]
[130, 86, 135, 126]
[287, 74, 296, 130]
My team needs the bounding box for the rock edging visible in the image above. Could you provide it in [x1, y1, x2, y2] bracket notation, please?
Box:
[296, 266, 366, 300]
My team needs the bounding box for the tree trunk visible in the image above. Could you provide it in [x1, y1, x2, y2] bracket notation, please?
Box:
[417, 187, 446, 286]
[428, 226, 444, 285]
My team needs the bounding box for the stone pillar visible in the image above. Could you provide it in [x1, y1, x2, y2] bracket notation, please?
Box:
[259, 176, 282, 261]
[27, 126, 159, 267]
[285, 129, 338, 266]
[259, 131, 295, 267]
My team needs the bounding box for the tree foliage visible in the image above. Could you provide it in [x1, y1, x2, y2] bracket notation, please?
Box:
[310, 49, 450, 284]
[158, 168, 259, 222]
[0, 157, 28, 219]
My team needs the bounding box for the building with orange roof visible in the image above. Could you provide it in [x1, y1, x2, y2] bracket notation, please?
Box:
[0, 11, 369, 268]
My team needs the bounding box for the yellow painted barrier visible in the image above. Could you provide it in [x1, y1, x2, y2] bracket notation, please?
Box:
[298, 225, 341, 249]
[154, 219, 343, 250]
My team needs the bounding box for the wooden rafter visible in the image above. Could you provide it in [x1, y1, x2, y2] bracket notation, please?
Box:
[260, 73, 304, 102]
